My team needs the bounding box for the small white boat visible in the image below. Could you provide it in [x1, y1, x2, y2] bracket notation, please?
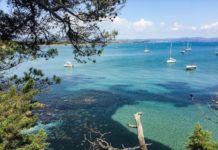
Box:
[144, 49, 150, 53]
[167, 57, 176, 63]
[180, 50, 186, 54]
[185, 42, 192, 51]
[144, 43, 150, 53]
[167, 43, 176, 63]
[64, 61, 74, 67]
[185, 47, 192, 51]
[186, 64, 197, 70]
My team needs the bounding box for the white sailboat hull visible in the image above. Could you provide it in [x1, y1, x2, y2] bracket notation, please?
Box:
[185, 48, 192, 51]
[185, 42, 192, 51]
[166, 43, 176, 63]
[167, 58, 176, 63]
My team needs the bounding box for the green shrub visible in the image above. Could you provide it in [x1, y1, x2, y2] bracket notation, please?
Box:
[186, 123, 218, 150]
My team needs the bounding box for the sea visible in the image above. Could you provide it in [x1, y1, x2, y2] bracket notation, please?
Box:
[10, 42, 218, 150]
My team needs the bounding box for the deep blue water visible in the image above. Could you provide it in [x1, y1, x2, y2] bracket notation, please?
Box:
[12, 42, 218, 150]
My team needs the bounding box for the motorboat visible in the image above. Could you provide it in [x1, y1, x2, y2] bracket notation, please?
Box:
[186, 64, 197, 70]
[144, 49, 150, 53]
[180, 50, 186, 54]
[64, 61, 74, 67]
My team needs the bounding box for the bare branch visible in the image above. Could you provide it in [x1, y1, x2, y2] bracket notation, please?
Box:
[127, 123, 137, 128]
[85, 112, 151, 150]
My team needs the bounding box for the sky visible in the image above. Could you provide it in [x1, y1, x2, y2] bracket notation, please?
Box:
[100, 0, 218, 39]
[1, 0, 218, 39]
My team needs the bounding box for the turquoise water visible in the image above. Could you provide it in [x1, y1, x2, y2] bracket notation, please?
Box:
[12, 42, 218, 150]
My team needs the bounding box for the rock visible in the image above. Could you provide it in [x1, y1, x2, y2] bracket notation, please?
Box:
[35, 102, 46, 109]
[25, 111, 33, 117]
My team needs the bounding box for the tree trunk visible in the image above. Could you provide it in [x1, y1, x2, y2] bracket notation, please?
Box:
[134, 112, 148, 150]
[128, 112, 148, 150]
[86, 112, 149, 150]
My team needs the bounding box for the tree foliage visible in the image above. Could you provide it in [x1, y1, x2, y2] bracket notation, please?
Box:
[0, 1, 126, 149]
[0, 0, 125, 89]
[0, 81, 48, 150]
[0, 0, 125, 65]
[186, 123, 218, 150]
[10, 67, 61, 90]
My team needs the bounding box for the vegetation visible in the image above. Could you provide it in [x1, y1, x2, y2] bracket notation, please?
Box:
[186, 123, 218, 150]
[0, 80, 48, 150]
[1, 1, 217, 149]
[0, 0, 124, 88]
[0, 0, 124, 66]
[0, 0, 125, 149]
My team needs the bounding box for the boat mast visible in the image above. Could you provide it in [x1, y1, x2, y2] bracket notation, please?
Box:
[170, 43, 172, 58]
[145, 43, 148, 50]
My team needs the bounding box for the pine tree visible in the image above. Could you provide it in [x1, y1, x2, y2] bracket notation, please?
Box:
[0, 1, 126, 149]
[186, 123, 218, 150]
[0, 80, 48, 150]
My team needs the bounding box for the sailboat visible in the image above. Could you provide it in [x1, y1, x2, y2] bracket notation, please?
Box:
[185, 42, 192, 51]
[166, 43, 176, 63]
[144, 43, 150, 53]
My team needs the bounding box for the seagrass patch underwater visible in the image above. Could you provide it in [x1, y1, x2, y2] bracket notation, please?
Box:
[12, 42, 218, 150]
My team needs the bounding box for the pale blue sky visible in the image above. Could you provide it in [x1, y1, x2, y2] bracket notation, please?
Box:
[121, 0, 218, 25]
[101, 0, 218, 39]
[1, 0, 218, 39]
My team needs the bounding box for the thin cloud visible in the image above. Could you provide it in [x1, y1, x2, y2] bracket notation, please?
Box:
[170, 22, 197, 31]
[160, 22, 165, 28]
[100, 17, 153, 31]
[132, 19, 153, 32]
[200, 22, 218, 30]
[100, 17, 218, 39]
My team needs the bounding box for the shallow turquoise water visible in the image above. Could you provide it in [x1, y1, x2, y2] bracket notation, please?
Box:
[12, 42, 218, 150]
[112, 101, 218, 150]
